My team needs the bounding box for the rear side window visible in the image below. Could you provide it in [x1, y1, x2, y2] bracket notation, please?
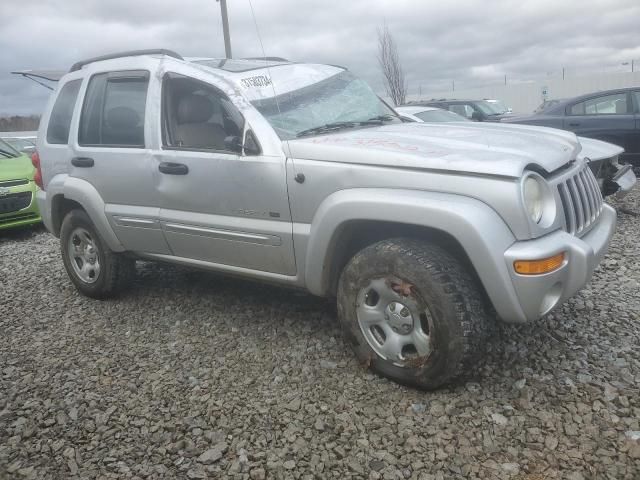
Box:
[46, 80, 81, 144]
[79, 71, 149, 147]
[569, 93, 628, 116]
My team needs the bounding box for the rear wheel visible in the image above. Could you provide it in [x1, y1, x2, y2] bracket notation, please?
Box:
[337, 238, 491, 389]
[60, 209, 134, 299]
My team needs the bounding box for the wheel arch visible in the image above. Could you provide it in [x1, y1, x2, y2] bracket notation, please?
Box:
[303, 188, 527, 323]
[48, 176, 124, 252]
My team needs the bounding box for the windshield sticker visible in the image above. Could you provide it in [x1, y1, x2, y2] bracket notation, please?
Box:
[240, 75, 273, 88]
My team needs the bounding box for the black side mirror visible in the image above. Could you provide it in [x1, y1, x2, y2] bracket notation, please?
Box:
[243, 130, 261, 156]
[224, 135, 243, 153]
[471, 111, 484, 121]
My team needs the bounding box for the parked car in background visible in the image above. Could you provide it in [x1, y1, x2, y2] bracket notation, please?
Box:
[408, 98, 514, 122]
[396, 105, 635, 197]
[395, 106, 467, 123]
[2, 136, 37, 154]
[0, 137, 41, 230]
[502, 87, 640, 167]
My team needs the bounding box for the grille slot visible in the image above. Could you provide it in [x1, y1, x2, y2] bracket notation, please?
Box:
[557, 165, 603, 236]
[0, 211, 38, 225]
[0, 191, 32, 214]
[0, 179, 29, 188]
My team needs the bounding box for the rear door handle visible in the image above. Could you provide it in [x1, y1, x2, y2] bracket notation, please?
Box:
[158, 162, 189, 175]
[71, 157, 94, 168]
[568, 122, 580, 127]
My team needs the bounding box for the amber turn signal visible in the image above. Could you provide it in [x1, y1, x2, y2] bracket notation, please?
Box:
[514, 252, 565, 275]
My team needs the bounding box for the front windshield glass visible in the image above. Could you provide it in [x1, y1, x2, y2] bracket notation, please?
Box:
[486, 100, 508, 114]
[0, 137, 21, 158]
[475, 101, 502, 115]
[251, 71, 399, 139]
[415, 110, 468, 122]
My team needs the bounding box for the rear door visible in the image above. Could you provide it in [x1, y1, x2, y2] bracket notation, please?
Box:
[71, 69, 170, 254]
[563, 91, 636, 153]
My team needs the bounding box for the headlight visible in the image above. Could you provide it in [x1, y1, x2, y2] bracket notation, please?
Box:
[523, 175, 544, 223]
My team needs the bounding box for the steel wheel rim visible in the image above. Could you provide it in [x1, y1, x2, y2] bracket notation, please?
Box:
[356, 276, 433, 368]
[67, 227, 101, 284]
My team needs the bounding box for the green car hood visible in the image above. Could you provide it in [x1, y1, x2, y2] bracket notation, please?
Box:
[0, 154, 35, 182]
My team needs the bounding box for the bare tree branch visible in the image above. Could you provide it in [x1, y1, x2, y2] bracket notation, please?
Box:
[377, 24, 407, 106]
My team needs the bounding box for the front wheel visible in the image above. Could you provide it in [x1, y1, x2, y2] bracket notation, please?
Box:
[337, 238, 492, 389]
[60, 209, 134, 299]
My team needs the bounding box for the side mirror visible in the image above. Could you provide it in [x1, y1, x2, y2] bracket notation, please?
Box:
[471, 111, 484, 121]
[224, 135, 243, 153]
[243, 130, 261, 156]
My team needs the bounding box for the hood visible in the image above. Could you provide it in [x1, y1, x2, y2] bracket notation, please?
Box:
[285, 122, 580, 178]
[0, 154, 35, 182]
[576, 136, 624, 162]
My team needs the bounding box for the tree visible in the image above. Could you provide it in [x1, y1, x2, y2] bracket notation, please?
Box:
[377, 24, 407, 106]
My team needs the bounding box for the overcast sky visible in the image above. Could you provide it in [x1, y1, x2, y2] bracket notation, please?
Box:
[1, 0, 639, 115]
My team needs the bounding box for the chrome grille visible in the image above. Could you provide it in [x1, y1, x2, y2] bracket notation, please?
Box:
[557, 165, 603, 235]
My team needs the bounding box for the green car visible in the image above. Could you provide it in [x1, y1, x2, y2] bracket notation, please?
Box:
[0, 137, 41, 230]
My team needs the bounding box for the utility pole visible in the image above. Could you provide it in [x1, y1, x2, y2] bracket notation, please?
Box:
[217, 0, 232, 59]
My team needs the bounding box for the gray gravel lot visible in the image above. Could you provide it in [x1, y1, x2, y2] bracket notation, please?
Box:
[1, 189, 639, 480]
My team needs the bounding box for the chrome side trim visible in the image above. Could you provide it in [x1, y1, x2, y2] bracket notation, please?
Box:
[162, 222, 282, 246]
[113, 216, 159, 228]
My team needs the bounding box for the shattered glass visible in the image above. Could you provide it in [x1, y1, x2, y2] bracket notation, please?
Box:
[251, 71, 399, 139]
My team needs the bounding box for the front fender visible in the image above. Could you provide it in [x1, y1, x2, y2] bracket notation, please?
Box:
[41, 174, 124, 252]
[304, 188, 528, 323]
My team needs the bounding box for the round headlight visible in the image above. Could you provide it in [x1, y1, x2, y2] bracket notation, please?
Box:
[523, 175, 544, 223]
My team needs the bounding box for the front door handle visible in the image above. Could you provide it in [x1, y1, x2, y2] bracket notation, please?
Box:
[158, 162, 189, 175]
[71, 157, 94, 168]
[568, 122, 581, 127]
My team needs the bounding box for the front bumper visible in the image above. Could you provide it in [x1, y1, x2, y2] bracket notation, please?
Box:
[0, 181, 41, 230]
[503, 204, 616, 322]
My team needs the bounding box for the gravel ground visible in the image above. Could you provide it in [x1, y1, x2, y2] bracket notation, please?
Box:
[1, 188, 639, 480]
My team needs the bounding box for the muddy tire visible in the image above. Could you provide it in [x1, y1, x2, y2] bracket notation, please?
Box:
[337, 238, 491, 390]
[60, 209, 134, 299]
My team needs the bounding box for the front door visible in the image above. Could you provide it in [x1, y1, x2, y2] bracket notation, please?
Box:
[71, 69, 170, 254]
[154, 72, 296, 275]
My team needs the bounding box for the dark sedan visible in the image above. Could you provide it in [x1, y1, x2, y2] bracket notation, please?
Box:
[502, 87, 640, 166]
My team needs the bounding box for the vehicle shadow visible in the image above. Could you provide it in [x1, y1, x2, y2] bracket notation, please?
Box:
[0, 223, 46, 244]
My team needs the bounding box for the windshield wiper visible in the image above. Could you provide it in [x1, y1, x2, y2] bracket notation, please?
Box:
[364, 114, 397, 123]
[0, 148, 18, 158]
[296, 121, 358, 138]
[296, 115, 399, 138]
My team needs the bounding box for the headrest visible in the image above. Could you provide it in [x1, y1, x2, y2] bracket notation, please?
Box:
[177, 94, 214, 124]
[105, 106, 140, 130]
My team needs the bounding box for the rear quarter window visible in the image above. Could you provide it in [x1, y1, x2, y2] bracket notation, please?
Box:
[46, 79, 82, 145]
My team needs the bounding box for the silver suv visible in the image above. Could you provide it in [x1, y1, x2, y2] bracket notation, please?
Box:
[35, 50, 616, 389]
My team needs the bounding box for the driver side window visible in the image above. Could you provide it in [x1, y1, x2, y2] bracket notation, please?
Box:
[162, 73, 244, 152]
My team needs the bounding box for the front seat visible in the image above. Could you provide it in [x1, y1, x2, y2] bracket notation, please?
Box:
[174, 94, 227, 149]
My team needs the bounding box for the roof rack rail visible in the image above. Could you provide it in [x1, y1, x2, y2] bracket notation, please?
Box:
[242, 56, 289, 62]
[70, 49, 183, 72]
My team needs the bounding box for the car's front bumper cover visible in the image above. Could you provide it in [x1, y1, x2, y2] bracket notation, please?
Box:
[503, 204, 616, 322]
